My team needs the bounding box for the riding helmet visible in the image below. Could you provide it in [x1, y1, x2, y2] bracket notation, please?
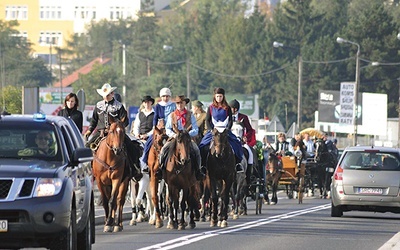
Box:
[229, 99, 240, 110]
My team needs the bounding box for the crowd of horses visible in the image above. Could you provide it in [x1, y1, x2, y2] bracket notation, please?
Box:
[91, 118, 338, 233]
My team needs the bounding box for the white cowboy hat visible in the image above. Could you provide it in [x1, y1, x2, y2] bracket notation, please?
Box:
[96, 83, 117, 97]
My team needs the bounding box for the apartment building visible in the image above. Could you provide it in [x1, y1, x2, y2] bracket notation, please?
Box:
[0, 0, 170, 62]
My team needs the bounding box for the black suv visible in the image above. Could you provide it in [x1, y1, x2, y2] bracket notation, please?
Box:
[0, 114, 95, 249]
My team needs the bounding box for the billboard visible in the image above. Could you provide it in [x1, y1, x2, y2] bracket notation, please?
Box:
[317, 90, 386, 136]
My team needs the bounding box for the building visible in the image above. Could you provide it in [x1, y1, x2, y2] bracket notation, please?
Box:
[0, 0, 172, 63]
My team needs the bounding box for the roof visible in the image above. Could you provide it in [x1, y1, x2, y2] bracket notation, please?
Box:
[53, 57, 111, 88]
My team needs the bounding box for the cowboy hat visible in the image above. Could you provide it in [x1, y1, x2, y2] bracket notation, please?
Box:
[96, 83, 117, 97]
[192, 100, 203, 107]
[142, 95, 155, 104]
[172, 95, 190, 104]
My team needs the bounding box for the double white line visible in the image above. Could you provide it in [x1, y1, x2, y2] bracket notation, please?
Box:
[139, 203, 331, 250]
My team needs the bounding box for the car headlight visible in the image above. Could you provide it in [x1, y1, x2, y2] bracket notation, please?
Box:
[34, 178, 63, 197]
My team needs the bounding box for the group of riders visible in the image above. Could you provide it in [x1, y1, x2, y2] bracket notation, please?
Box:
[83, 83, 262, 184]
[82, 82, 339, 197]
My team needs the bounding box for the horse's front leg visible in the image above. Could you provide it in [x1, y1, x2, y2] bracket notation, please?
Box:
[114, 178, 129, 232]
[210, 181, 219, 227]
[129, 180, 138, 226]
[150, 171, 163, 228]
[104, 178, 120, 232]
[178, 190, 187, 230]
[220, 180, 233, 227]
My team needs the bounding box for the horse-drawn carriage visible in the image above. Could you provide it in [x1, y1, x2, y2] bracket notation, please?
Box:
[279, 155, 305, 203]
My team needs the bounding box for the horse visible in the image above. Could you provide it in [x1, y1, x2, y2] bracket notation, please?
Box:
[264, 152, 282, 205]
[206, 118, 236, 227]
[147, 126, 169, 228]
[314, 139, 337, 199]
[92, 118, 130, 232]
[164, 130, 198, 230]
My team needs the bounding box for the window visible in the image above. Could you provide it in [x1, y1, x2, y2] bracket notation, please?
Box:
[74, 6, 96, 20]
[342, 151, 400, 171]
[39, 6, 62, 20]
[5, 5, 28, 20]
[39, 32, 63, 47]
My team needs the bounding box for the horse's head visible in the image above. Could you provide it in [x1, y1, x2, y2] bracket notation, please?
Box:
[231, 121, 244, 141]
[174, 130, 192, 165]
[211, 126, 229, 158]
[106, 120, 125, 155]
[267, 152, 282, 172]
[153, 126, 168, 150]
[314, 139, 326, 162]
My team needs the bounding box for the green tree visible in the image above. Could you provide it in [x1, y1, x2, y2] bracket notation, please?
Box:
[1, 85, 22, 114]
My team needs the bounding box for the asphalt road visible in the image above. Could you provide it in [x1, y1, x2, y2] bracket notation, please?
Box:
[93, 191, 400, 250]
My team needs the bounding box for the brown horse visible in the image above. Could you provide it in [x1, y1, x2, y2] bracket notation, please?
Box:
[265, 152, 282, 205]
[206, 126, 236, 227]
[148, 126, 168, 228]
[164, 130, 198, 230]
[92, 119, 129, 232]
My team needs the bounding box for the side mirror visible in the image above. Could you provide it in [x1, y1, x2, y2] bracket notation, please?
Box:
[70, 147, 93, 166]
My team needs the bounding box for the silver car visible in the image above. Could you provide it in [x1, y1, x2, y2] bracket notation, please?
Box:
[331, 146, 400, 217]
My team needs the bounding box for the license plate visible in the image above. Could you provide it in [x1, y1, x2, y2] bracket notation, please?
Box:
[0, 220, 8, 232]
[358, 188, 383, 194]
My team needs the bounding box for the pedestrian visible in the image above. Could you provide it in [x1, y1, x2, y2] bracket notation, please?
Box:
[57, 93, 83, 133]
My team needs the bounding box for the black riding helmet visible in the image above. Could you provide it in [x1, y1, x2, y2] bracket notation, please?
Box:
[229, 99, 240, 110]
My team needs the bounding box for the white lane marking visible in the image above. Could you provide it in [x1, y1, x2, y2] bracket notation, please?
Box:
[379, 232, 400, 250]
[138, 203, 331, 250]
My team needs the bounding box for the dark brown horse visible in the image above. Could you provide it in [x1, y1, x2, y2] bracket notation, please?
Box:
[265, 152, 282, 205]
[206, 126, 236, 227]
[164, 130, 198, 230]
[92, 118, 129, 232]
[148, 126, 168, 228]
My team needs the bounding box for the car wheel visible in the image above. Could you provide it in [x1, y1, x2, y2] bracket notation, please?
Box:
[331, 202, 343, 217]
[49, 206, 77, 250]
[77, 203, 94, 250]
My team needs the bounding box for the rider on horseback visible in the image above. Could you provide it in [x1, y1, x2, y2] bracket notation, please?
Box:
[198, 87, 244, 172]
[84, 83, 142, 180]
[158, 95, 204, 180]
[229, 99, 256, 147]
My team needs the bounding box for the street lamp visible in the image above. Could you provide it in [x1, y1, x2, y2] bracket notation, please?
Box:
[163, 45, 190, 99]
[273, 41, 303, 132]
[336, 37, 360, 146]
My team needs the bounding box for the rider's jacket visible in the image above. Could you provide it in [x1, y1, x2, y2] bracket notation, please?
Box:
[165, 109, 198, 138]
[88, 98, 128, 133]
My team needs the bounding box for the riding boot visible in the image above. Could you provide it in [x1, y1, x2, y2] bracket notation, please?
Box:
[125, 136, 142, 181]
[235, 156, 244, 172]
[192, 142, 205, 181]
[156, 142, 170, 179]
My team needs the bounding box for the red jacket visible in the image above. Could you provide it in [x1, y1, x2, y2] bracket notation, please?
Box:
[237, 113, 256, 147]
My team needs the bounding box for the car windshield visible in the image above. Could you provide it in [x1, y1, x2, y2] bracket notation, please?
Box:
[342, 151, 400, 170]
[0, 126, 62, 162]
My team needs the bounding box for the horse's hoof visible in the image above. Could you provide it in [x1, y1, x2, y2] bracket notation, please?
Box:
[233, 214, 239, 220]
[129, 219, 137, 226]
[155, 220, 164, 228]
[178, 224, 186, 230]
[220, 220, 228, 228]
[270, 202, 276, 205]
[167, 222, 174, 229]
[200, 217, 206, 222]
[217, 221, 221, 227]
[113, 226, 123, 232]
[189, 223, 196, 229]
[104, 225, 113, 232]
[210, 221, 217, 227]
[149, 218, 155, 225]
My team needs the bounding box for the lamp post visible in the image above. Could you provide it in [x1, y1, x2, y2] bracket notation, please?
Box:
[163, 45, 190, 99]
[336, 37, 360, 146]
[273, 41, 302, 132]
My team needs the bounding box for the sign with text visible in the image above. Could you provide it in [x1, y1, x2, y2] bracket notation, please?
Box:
[339, 82, 355, 125]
